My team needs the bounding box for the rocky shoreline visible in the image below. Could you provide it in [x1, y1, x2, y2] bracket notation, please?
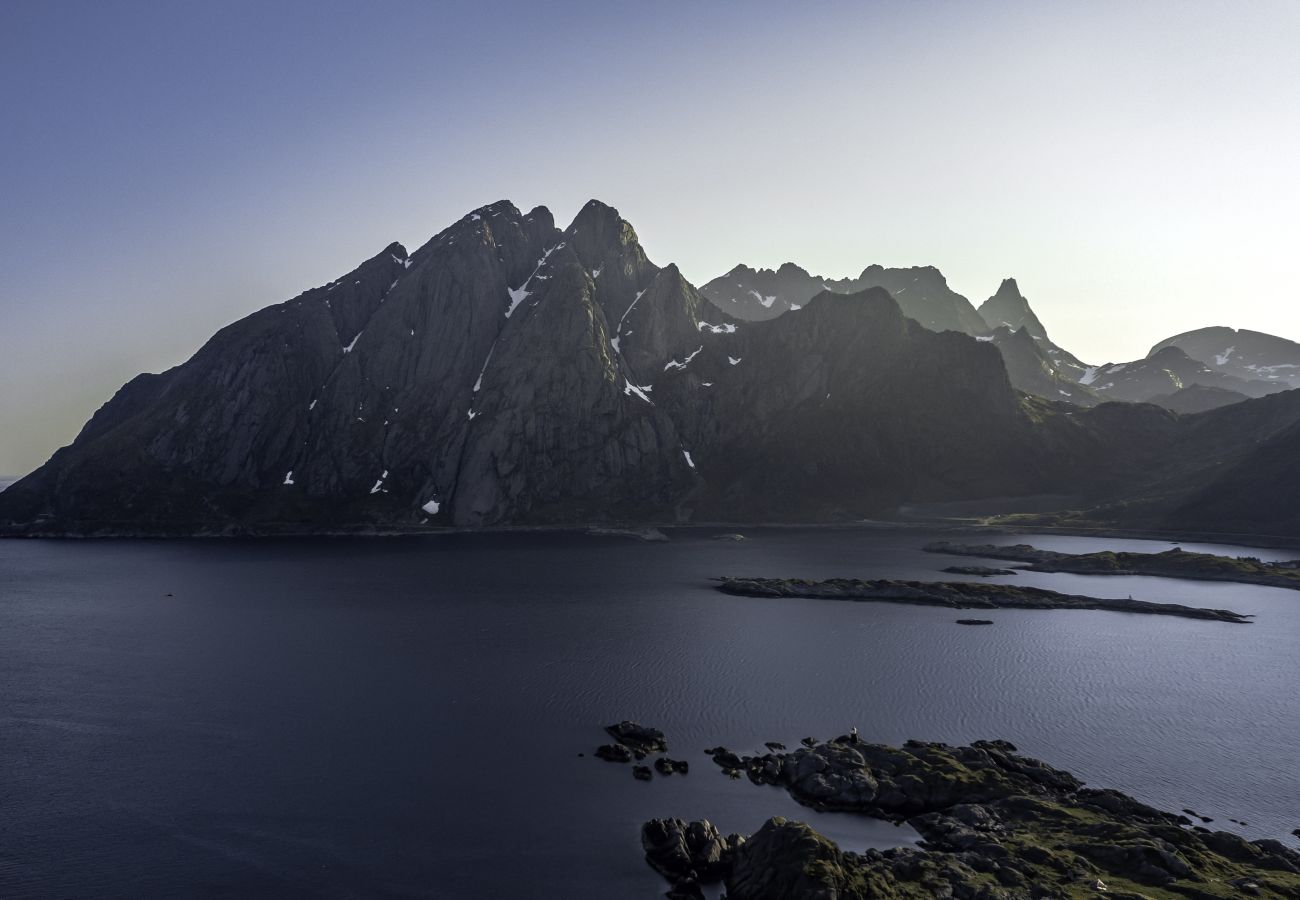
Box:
[926, 541, 1300, 592]
[715, 576, 1251, 623]
[639, 731, 1300, 899]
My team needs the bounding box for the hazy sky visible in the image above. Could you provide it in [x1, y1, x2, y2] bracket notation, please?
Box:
[2, 0, 1297, 475]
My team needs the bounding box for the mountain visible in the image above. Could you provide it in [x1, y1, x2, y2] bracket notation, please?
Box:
[6, 199, 1300, 540]
[1167, 414, 1300, 538]
[702, 267, 1111, 406]
[1146, 384, 1250, 415]
[1149, 326, 1300, 389]
[699, 263, 989, 334]
[980, 326, 1098, 406]
[1079, 345, 1287, 403]
[0, 201, 1052, 535]
[977, 278, 1092, 382]
[695, 263, 822, 322]
[1036, 388, 1300, 539]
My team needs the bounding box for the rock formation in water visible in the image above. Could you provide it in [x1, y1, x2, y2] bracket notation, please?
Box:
[641, 734, 1300, 899]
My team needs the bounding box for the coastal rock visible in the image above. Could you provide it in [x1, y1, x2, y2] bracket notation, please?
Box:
[926, 541, 1300, 592]
[654, 757, 689, 775]
[717, 575, 1252, 623]
[650, 732, 1300, 898]
[605, 721, 667, 756]
[594, 743, 632, 763]
[586, 527, 669, 542]
[943, 565, 1017, 576]
[641, 818, 736, 883]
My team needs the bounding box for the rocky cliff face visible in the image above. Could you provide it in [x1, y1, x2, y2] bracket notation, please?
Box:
[1150, 326, 1300, 389]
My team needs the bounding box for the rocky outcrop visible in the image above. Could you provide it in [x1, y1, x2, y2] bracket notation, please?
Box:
[642, 818, 740, 884]
[716, 575, 1252, 622]
[925, 541, 1300, 591]
[604, 721, 667, 757]
[644, 734, 1300, 898]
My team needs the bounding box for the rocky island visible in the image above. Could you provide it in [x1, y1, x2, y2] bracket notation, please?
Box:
[715, 577, 1251, 623]
[642, 733, 1300, 898]
[925, 542, 1300, 591]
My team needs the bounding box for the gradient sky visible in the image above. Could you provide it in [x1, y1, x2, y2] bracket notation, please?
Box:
[2, 0, 1298, 475]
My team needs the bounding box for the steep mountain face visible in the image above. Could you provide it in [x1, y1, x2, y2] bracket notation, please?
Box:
[1146, 384, 1250, 415]
[0, 201, 1056, 534]
[699, 263, 989, 335]
[981, 326, 1098, 406]
[1150, 326, 1300, 388]
[0, 201, 700, 530]
[977, 278, 1048, 339]
[1080, 346, 1287, 404]
[977, 278, 1091, 382]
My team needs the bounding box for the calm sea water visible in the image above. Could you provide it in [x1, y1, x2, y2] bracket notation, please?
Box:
[1, 528, 1297, 898]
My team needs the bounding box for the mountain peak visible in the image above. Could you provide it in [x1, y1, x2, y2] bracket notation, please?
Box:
[978, 276, 1045, 340]
[567, 198, 627, 236]
[994, 277, 1023, 300]
[564, 199, 646, 274]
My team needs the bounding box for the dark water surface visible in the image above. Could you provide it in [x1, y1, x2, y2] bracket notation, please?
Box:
[2, 528, 1297, 898]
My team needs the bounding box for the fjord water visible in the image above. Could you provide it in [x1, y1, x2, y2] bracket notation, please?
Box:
[1, 529, 1297, 898]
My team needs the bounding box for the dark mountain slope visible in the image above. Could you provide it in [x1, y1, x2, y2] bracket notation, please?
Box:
[1015, 388, 1300, 537]
[0, 242, 414, 528]
[656, 290, 1045, 522]
[1166, 414, 1300, 538]
[1147, 383, 1250, 414]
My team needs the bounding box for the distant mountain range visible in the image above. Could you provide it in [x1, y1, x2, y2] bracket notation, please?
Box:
[3, 200, 1298, 539]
